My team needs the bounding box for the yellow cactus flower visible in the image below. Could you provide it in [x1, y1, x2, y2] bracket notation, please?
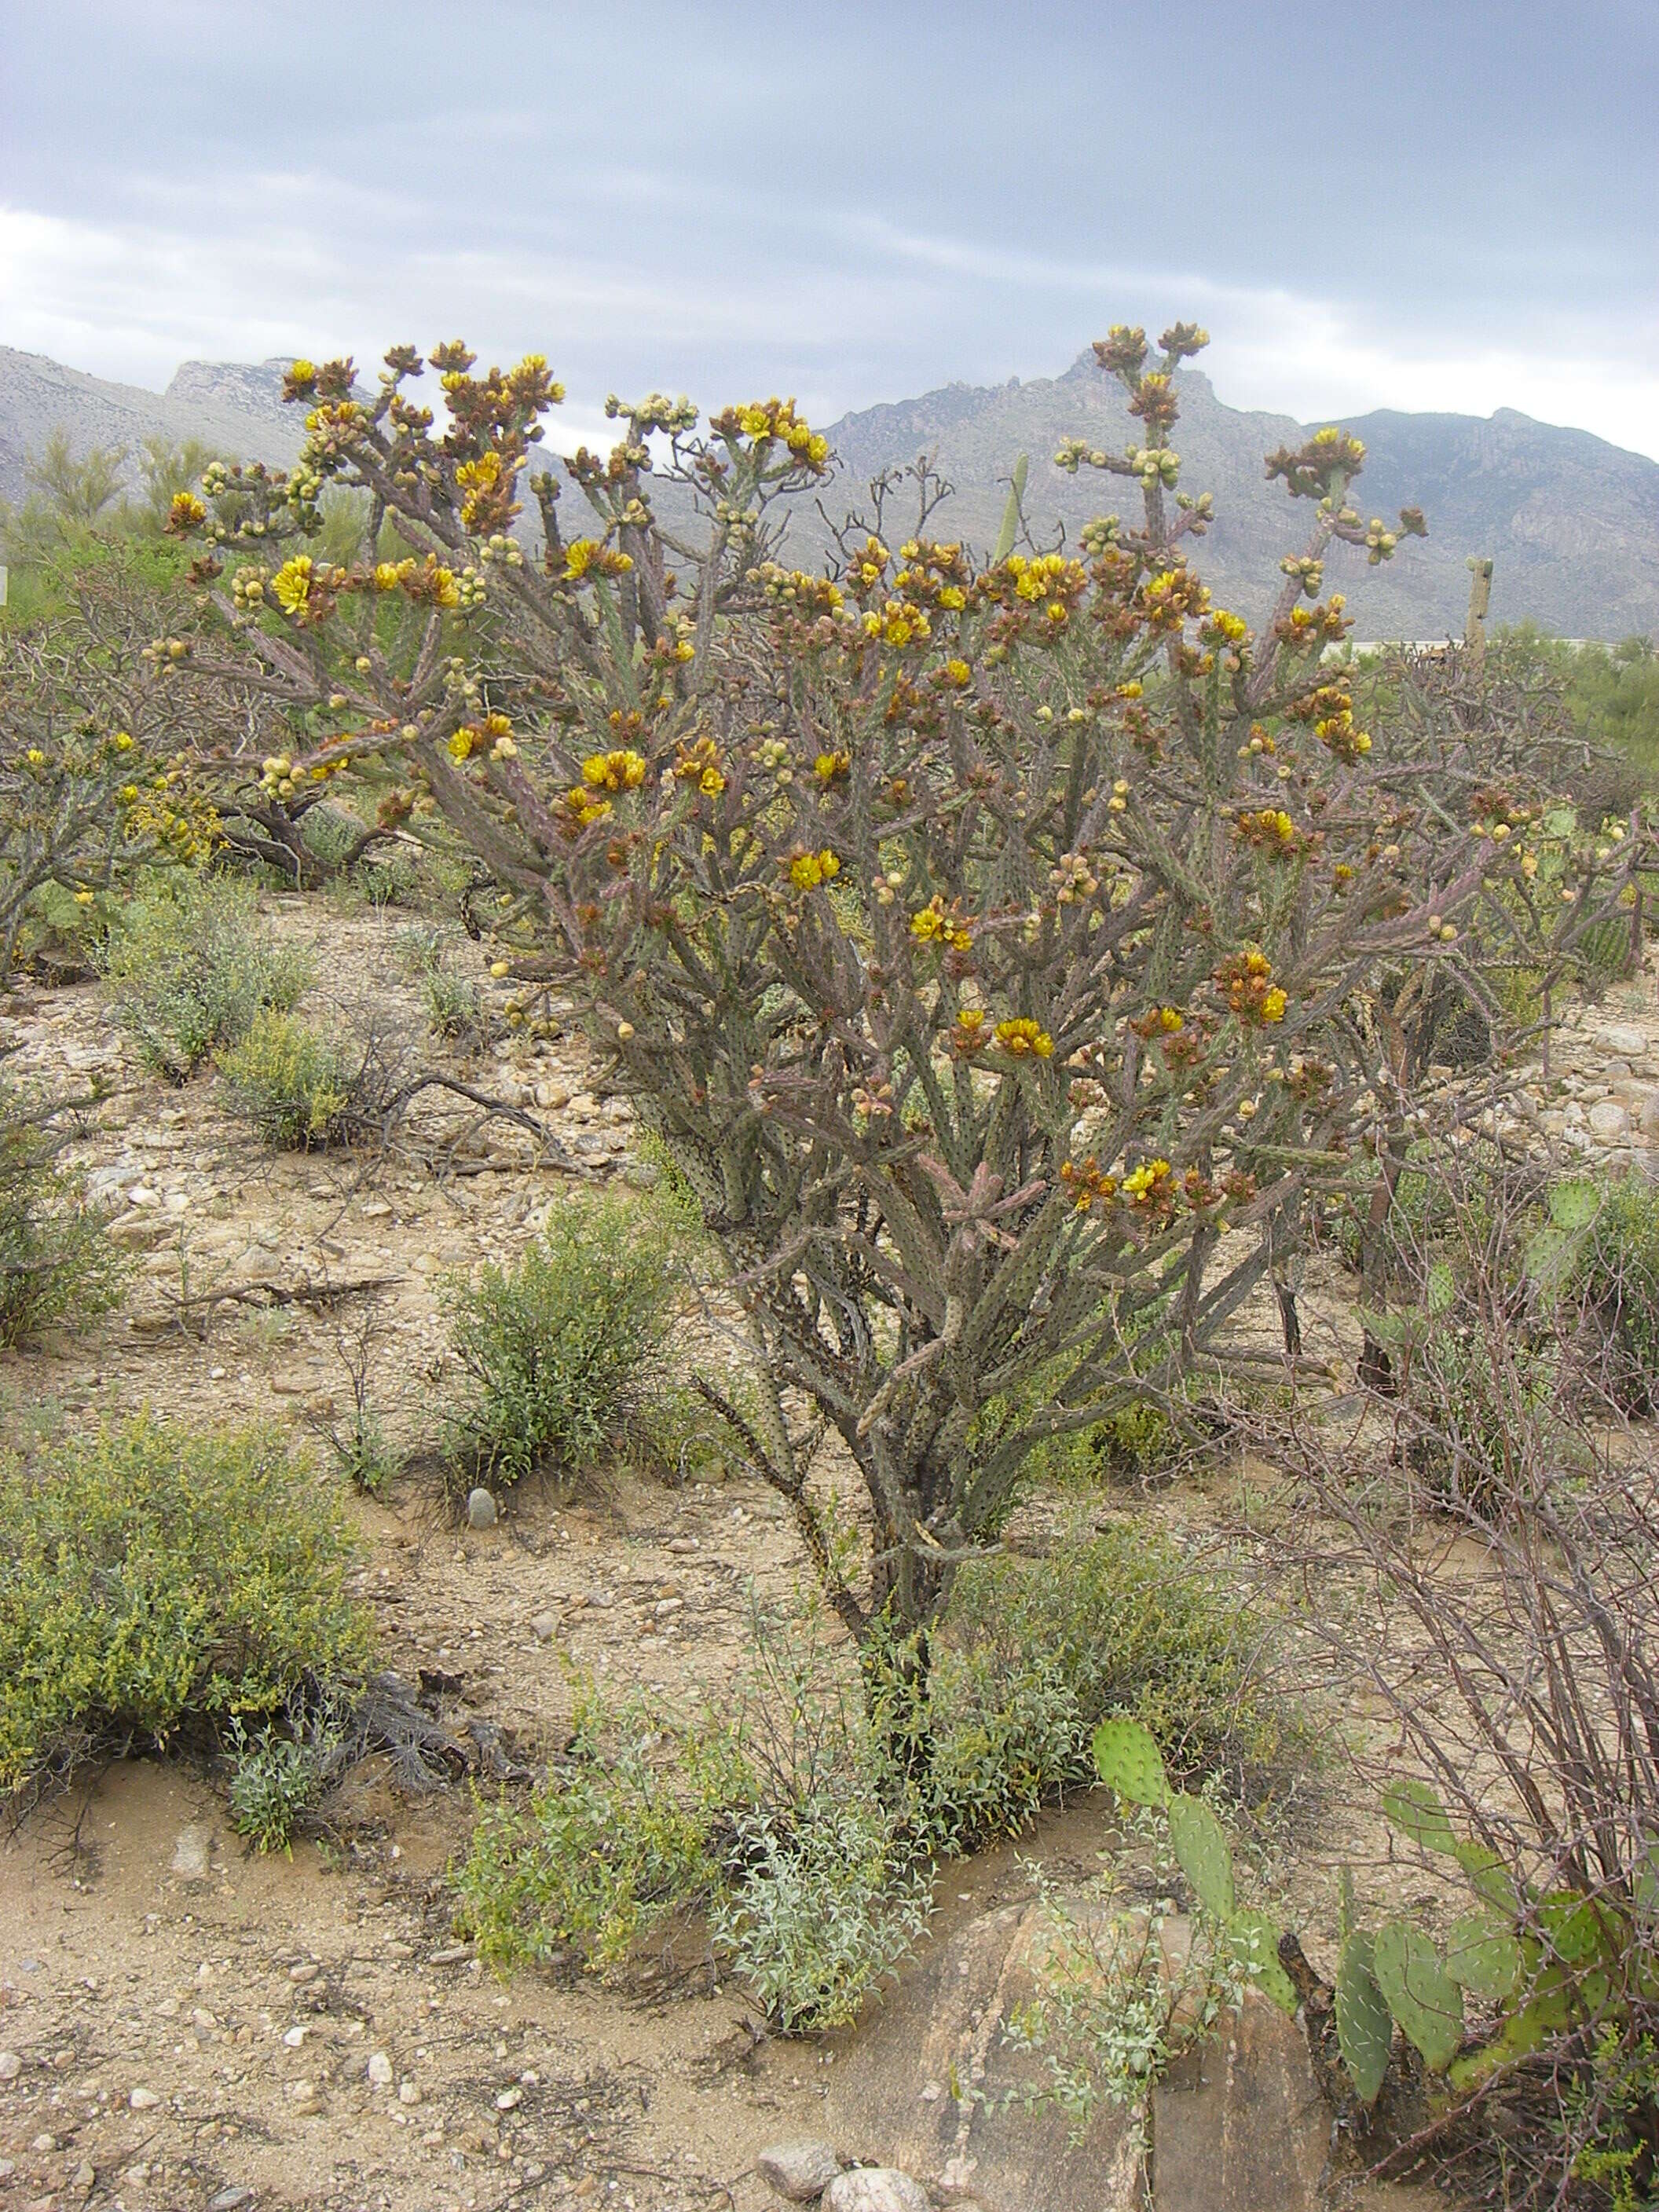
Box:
[270, 555, 313, 616]
[994, 1017, 1053, 1059]
[786, 848, 840, 892]
[581, 749, 647, 793]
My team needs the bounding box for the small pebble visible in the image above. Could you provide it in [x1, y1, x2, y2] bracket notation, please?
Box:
[128, 2086, 161, 2109]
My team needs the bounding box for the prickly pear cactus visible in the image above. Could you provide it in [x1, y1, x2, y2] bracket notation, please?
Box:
[1168, 1793, 1236, 1921]
[1445, 1912, 1522, 2001]
[1373, 1918, 1464, 2071]
[1091, 1716, 1169, 1807]
[1382, 1776, 1458, 1856]
[1225, 1907, 1298, 2015]
[1335, 1932, 1393, 2104]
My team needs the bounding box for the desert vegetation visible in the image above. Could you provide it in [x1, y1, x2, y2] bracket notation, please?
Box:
[0, 320, 1657, 2210]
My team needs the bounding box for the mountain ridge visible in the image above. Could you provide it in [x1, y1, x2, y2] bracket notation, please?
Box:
[2, 342, 1654, 640]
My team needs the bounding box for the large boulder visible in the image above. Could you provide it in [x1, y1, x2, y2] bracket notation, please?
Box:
[825, 1898, 1337, 2212]
[823, 1900, 1144, 2211]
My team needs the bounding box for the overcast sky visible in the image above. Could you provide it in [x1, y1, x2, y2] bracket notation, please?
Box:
[5, 0, 1657, 457]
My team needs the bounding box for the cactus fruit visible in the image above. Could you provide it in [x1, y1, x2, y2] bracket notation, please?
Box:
[1336, 1932, 1393, 2104]
[1373, 1919, 1464, 2071]
[1382, 1777, 1458, 1856]
[1445, 1911, 1522, 2001]
[1091, 1716, 1169, 1807]
[1169, 1793, 1236, 1921]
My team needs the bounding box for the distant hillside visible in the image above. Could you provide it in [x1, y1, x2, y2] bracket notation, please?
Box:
[4, 342, 1655, 640]
[796, 356, 1659, 643]
[0, 349, 302, 506]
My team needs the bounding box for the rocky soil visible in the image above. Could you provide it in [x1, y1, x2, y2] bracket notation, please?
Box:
[2, 892, 1656, 2212]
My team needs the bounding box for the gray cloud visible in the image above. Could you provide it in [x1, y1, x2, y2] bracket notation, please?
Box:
[5, 0, 1657, 452]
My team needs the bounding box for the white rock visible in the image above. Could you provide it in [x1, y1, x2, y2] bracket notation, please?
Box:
[398, 2078, 422, 2106]
[170, 1825, 211, 1880]
[129, 2086, 162, 2109]
[368, 2050, 394, 2087]
[0, 2050, 20, 2080]
[1589, 1100, 1632, 1141]
[757, 2139, 843, 2201]
[822, 2175, 931, 2212]
[530, 1611, 558, 1643]
[1599, 1025, 1648, 1058]
[128, 1185, 161, 1208]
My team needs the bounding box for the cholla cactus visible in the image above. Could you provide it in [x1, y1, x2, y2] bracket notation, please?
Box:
[171, 324, 1646, 1635]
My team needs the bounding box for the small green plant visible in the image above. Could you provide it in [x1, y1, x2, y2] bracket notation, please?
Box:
[104, 874, 309, 1079]
[0, 1415, 372, 1792]
[218, 1008, 353, 1149]
[455, 1683, 748, 1975]
[1007, 1856, 1242, 2166]
[228, 1701, 344, 1853]
[441, 1188, 678, 1487]
[455, 1635, 932, 2031]
[392, 923, 445, 978]
[0, 1067, 126, 1346]
[423, 967, 488, 1044]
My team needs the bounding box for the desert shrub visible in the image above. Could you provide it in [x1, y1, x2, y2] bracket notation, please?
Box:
[177, 330, 1654, 1650]
[456, 1541, 1303, 2030]
[0, 1065, 125, 1345]
[104, 874, 309, 1079]
[440, 1188, 678, 1486]
[392, 922, 445, 977]
[0, 1415, 372, 1791]
[355, 849, 420, 909]
[455, 1685, 750, 1975]
[1, 559, 223, 984]
[218, 1007, 352, 1148]
[227, 1698, 346, 1853]
[423, 966, 488, 1043]
[923, 1522, 1308, 1844]
[709, 1798, 932, 2031]
[456, 1635, 931, 2030]
[1266, 1200, 1659, 2206]
[1562, 1174, 1659, 1415]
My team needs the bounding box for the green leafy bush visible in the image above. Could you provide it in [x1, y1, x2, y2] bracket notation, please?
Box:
[104, 875, 309, 1079]
[441, 1188, 678, 1486]
[423, 967, 488, 1044]
[924, 1522, 1308, 1842]
[0, 1069, 125, 1346]
[0, 1415, 372, 1790]
[709, 1798, 932, 2031]
[456, 1657, 929, 2032]
[218, 1007, 353, 1149]
[454, 1540, 1305, 2031]
[455, 1684, 749, 1974]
